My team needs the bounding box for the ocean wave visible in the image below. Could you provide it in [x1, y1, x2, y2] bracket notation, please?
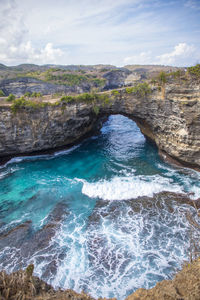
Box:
[80, 175, 184, 200]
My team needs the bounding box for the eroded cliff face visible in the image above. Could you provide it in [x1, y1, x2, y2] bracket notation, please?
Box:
[0, 81, 200, 169]
[119, 82, 200, 169]
[0, 102, 101, 156]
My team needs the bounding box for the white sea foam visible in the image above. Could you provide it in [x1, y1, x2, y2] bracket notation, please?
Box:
[81, 175, 184, 200]
[0, 167, 21, 179]
[0, 145, 80, 169]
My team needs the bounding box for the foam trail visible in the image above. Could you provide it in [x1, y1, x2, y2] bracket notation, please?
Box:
[81, 175, 184, 200]
[0, 145, 80, 168]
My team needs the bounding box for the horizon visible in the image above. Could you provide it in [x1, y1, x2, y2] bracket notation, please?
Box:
[0, 62, 189, 68]
[0, 0, 200, 67]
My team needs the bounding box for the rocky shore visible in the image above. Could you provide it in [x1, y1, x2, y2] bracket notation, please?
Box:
[0, 191, 199, 299]
[1, 258, 200, 300]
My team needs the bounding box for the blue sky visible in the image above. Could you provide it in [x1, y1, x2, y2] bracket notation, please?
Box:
[0, 0, 199, 66]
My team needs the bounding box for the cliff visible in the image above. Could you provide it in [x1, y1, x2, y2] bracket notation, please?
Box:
[1, 259, 200, 299]
[126, 258, 200, 300]
[0, 80, 200, 170]
[0, 64, 180, 96]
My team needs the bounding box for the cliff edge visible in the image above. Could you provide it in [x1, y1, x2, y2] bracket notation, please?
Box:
[0, 259, 200, 299]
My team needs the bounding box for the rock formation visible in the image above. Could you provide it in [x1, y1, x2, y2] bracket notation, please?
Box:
[126, 258, 200, 300]
[0, 259, 200, 299]
[0, 80, 199, 170]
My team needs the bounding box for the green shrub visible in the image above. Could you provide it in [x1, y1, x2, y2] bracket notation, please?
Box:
[11, 97, 47, 113]
[125, 83, 152, 97]
[60, 95, 74, 103]
[31, 92, 42, 98]
[172, 70, 182, 78]
[11, 97, 26, 111]
[157, 71, 167, 85]
[125, 87, 134, 94]
[0, 90, 5, 97]
[31, 92, 37, 97]
[93, 105, 100, 115]
[6, 94, 15, 102]
[76, 93, 97, 103]
[187, 64, 200, 77]
[150, 79, 157, 85]
[111, 90, 120, 96]
[92, 78, 106, 86]
[24, 92, 31, 97]
[59, 92, 111, 106]
[45, 73, 89, 86]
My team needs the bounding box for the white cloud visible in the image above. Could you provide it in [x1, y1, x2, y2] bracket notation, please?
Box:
[6, 41, 63, 64]
[0, 0, 64, 65]
[156, 43, 197, 66]
[0, 0, 199, 66]
[124, 51, 152, 65]
[123, 43, 200, 67]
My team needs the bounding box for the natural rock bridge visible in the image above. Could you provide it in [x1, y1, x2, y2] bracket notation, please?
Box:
[0, 82, 200, 170]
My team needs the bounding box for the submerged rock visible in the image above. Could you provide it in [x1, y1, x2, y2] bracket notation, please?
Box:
[85, 191, 200, 298]
[0, 221, 32, 251]
[0, 202, 68, 273]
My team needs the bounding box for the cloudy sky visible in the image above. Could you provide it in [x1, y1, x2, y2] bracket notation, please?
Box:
[0, 0, 200, 66]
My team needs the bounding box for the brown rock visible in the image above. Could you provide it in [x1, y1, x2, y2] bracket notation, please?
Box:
[126, 259, 200, 300]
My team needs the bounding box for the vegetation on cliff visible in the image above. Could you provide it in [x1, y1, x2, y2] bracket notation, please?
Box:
[0, 265, 96, 300]
[6, 93, 16, 102]
[187, 64, 200, 78]
[7, 91, 112, 113]
[0, 89, 5, 96]
[0, 63, 184, 97]
[1, 258, 200, 299]
[125, 82, 152, 97]
[150, 64, 200, 87]
[10, 97, 49, 113]
[60, 92, 110, 104]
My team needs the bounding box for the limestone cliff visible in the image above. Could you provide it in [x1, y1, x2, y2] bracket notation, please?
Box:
[0, 81, 200, 170]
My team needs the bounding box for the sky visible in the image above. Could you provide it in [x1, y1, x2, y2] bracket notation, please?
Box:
[0, 0, 200, 67]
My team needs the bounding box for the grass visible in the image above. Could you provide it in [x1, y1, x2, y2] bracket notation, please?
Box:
[60, 92, 110, 105]
[111, 90, 120, 96]
[157, 71, 167, 85]
[187, 64, 200, 78]
[9, 91, 111, 113]
[11, 97, 48, 113]
[0, 89, 5, 97]
[7, 83, 155, 113]
[6, 94, 15, 102]
[125, 82, 152, 97]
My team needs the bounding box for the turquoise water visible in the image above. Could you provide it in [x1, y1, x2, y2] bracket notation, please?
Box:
[0, 115, 200, 299]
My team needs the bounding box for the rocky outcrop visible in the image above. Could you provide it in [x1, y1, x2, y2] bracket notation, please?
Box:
[103, 69, 131, 89]
[126, 258, 200, 300]
[0, 101, 101, 157]
[0, 77, 77, 97]
[0, 259, 200, 300]
[0, 68, 134, 97]
[0, 81, 200, 170]
[0, 265, 97, 300]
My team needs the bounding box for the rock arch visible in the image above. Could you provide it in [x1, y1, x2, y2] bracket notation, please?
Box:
[0, 84, 200, 170]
